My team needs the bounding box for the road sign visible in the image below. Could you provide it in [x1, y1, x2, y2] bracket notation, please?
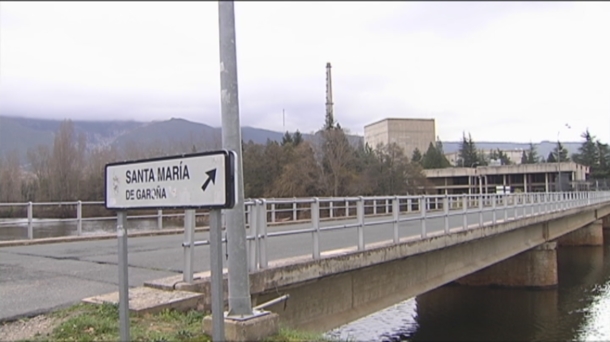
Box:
[105, 150, 236, 210]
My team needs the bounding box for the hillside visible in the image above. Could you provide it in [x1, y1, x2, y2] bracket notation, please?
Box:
[0, 115, 586, 165]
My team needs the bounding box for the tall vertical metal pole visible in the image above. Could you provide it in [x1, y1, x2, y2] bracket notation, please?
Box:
[209, 210, 225, 341]
[218, 0, 253, 316]
[117, 211, 130, 342]
[557, 139, 562, 192]
[183, 209, 195, 283]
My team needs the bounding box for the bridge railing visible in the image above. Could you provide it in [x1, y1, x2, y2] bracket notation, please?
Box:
[240, 191, 610, 272]
[1, 191, 608, 242]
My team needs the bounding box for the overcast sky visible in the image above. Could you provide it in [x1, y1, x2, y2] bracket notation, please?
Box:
[1, 1, 610, 143]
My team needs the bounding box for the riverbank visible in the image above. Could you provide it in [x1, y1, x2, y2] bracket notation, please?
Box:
[0, 303, 333, 342]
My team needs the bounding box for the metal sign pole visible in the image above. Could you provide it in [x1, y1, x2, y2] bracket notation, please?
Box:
[218, 0, 253, 317]
[209, 209, 225, 341]
[116, 211, 130, 342]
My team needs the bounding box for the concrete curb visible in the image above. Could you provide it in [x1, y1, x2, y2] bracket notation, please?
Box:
[0, 227, 212, 248]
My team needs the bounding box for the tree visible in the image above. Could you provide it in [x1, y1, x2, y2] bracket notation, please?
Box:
[571, 130, 610, 179]
[594, 141, 610, 179]
[349, 143, 378, 195]
[457, 132, 479, 167]
[421, 142, 450, 169]
[48, 120, 87, 202]
[267, 142, 321, 197]
[572, 129, 599, 168]
[489, 149, 511, 165]
[320, 126, 354, 196]
[550, 141, 569, 162]
[281, 131, 293, 146]
[546, 151, 556, 163]
[411, 148, 422, 163]
[242, 141, 267, 198]
[522, 143, 540, 164]
[293, 130, 303, 146]
[261, 140, 286, 197]
[0, 150, 23, 202]
[27, 145, 52, 201]
[80, 146, 119, 200]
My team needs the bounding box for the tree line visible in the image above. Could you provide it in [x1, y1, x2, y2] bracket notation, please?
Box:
[0, 117, 433, 203]
[2, 117, 608, 204]
[401, 128, 609, 183]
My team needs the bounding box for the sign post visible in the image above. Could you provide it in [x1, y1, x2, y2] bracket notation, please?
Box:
[116, 211, 129, 342]
[209, 209, 225, 341]
[105, 150, 236, 342]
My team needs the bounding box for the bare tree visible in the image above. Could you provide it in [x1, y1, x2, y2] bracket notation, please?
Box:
[81, 146, 119, 200]
[49, 120, 86, 202]
[27, 145, 52, 201]
[320, 127, 354, 196]
[0, 150, 23, 202]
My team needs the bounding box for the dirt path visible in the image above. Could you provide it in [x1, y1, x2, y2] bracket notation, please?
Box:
[0, 315, 60, 341]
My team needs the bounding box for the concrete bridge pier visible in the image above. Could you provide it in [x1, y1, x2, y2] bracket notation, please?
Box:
[602, 216, 610, 238]
[558, 220, 604, 246]
[456, 242, 558, 288]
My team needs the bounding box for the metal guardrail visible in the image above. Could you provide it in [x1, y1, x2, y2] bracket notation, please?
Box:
[2, 192, 610, 284]
[237, 192, 610, 274]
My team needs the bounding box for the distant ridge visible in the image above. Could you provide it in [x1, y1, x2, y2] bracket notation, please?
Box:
[0, 115, 584, 164]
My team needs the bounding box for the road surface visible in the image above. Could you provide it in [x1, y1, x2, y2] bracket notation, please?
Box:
[0, 206, 541, 322]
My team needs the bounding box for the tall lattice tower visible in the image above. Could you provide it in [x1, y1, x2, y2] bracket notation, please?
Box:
[324, 62, 334, 129]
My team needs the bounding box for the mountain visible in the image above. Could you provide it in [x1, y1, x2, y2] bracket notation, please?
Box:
[0, 115, 586, 165]
[0, 116, 54, 161]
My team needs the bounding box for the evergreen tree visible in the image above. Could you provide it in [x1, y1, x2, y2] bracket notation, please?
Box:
[435, 140, 451, 166]
[551, 141, 569, 162]
[594, 141, 610, 179]
[293, 130, 303, 146]
[457, 132, 479, 167]
[570, 130, 610, 179]
[522, 143, 539, 164]
[281, 131, 293, 146]
[411, 148, 422, 163]
[572, 130, 599, 167]
[421, 142, 451, 169]
[497, 149, 512, 165]
[546, 151, 556, 163]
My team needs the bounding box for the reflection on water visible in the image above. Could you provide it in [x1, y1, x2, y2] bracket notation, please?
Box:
[0, 218, 184, 240]
[327, 244, 610, 342]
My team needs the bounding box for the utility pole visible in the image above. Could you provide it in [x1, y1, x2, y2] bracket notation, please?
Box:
[218, 0, 253, 316]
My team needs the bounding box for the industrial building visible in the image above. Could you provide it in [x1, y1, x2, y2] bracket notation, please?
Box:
[423, 162, 590, 195]
[364, 118, 436, 158]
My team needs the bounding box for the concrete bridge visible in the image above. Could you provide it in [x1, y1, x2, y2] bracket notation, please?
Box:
[149, 191, 610, 332]
[2, 192, 610, 334]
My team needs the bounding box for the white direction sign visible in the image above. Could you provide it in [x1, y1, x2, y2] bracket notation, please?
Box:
[105, 150, 236, 210]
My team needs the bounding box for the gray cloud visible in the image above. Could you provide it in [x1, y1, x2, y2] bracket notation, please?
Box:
[2, 2, 610, 143]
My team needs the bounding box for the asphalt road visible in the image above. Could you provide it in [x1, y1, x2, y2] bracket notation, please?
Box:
[0, 205, 544, 322]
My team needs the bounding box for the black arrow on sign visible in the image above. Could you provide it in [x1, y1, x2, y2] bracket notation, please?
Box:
[201, 168, 217, 192]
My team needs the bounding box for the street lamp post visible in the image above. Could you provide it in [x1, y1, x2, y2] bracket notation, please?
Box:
[470, 162, 482, 194]
[557, 124, 572, 192]
[556, 133, 562, 192]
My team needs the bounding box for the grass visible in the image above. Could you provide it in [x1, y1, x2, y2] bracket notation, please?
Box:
[17, 303, 340, 342]
[22, 303, 208, 342]
[264, 327, 335, 342]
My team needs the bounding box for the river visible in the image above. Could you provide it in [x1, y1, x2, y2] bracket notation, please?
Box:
[0, 218, 183, 240]
[327, 241, 610, 341]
